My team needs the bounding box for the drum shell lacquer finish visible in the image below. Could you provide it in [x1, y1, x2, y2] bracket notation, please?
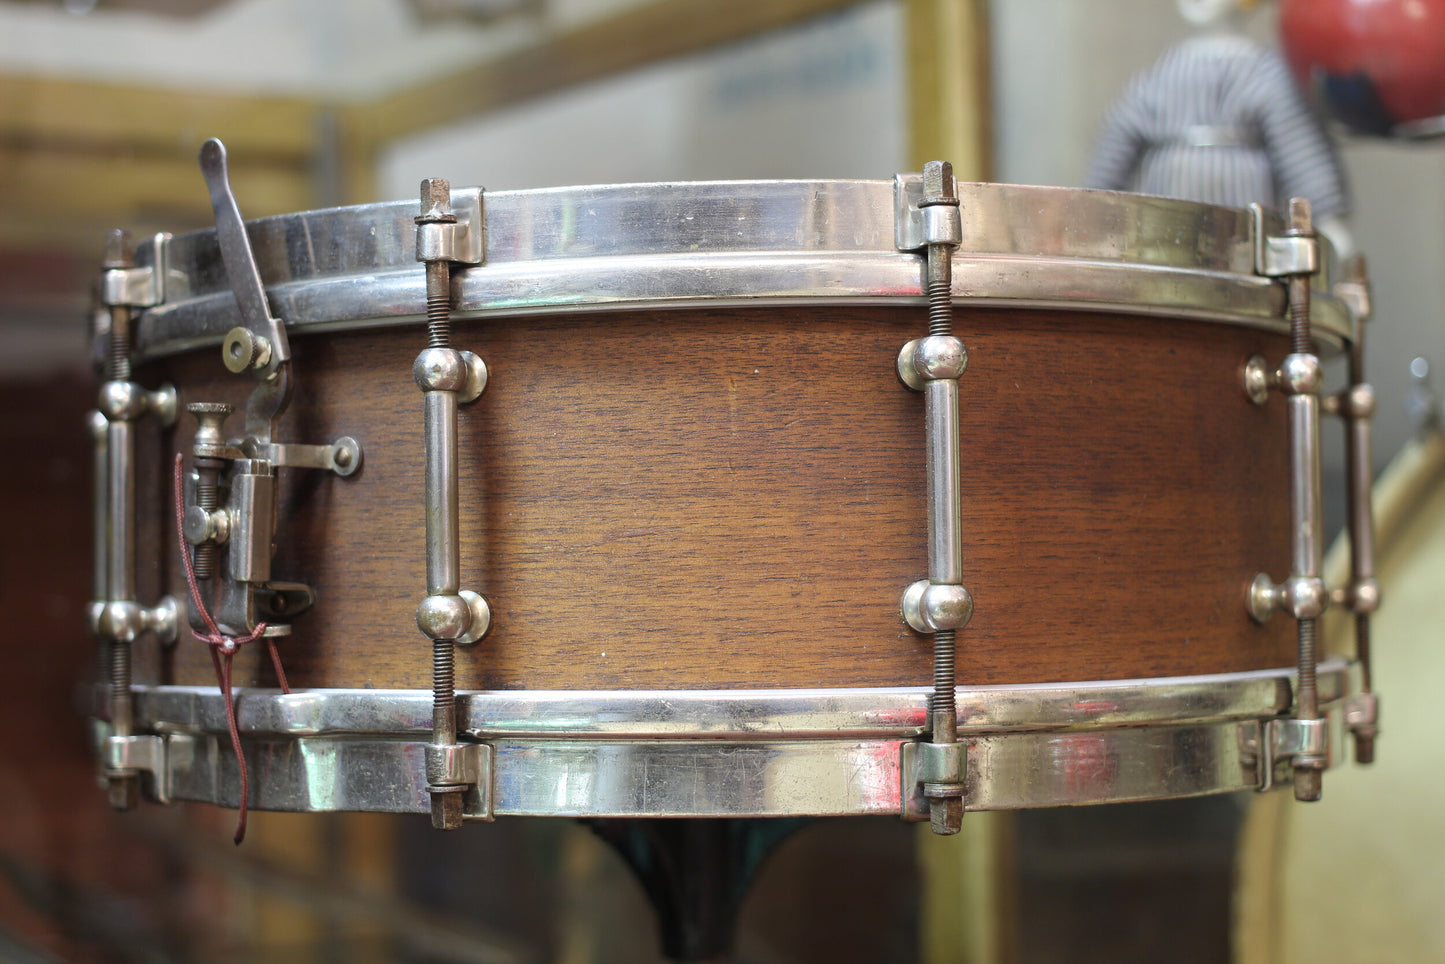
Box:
[131, 303, 1294, 692]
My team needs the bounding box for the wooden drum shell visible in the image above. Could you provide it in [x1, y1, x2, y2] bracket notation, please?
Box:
[133, 303, 1293, 693]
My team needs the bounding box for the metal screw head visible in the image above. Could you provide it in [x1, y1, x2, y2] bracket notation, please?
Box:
[1241, 354, 1271, 406]
[418, 178, 455, 222]
[222, 327, 271, 373]
[922, 160, 957, 205]
[187, 401, 234, 444]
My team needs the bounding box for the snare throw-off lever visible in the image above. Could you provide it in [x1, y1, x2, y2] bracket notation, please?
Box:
[182, 139, 363, 639]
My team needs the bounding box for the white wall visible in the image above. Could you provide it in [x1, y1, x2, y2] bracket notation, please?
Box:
[378, 1, 906, 192]
[0, 0, 536, 98]
[991, 0, 1445, 475]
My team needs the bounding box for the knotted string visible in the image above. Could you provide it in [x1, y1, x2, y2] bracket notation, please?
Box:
[172, 453, 289, 844]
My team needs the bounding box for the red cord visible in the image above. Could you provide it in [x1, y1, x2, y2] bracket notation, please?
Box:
[172, 453, 290, 844]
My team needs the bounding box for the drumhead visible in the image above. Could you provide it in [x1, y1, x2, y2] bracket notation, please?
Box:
[129, 180, 1354, 361]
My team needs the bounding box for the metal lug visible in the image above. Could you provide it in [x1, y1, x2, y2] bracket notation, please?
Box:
[424, 741, 494, 826]
[1240, 717, 1331, 794]
[901, 578, 973, 633]
[1273, 716, 1330, 761]
[900, 739, 968, 831]
[1248, 572, 1328, 623]
[897, 336, 967, 392]
[102, 733, 172, 805]
[894, 171, 965, 253]
[1252, 204, 1320, 278]
[100, 235, 169, 308]
[416, 590, 491, 645]
[96, 596, 178, 646]
[416, 187, 485, 266]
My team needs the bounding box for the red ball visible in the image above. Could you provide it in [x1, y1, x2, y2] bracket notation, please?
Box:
[1280, 0, 1445, 133]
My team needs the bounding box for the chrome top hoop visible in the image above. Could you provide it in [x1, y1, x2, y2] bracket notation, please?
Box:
[129, 180, 1354, 363]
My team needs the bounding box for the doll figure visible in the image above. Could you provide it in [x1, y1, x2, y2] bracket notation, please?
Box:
[1085, 0, 1351, 254]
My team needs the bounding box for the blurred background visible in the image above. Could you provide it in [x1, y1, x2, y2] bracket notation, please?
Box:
[1, 0, 1442, 961]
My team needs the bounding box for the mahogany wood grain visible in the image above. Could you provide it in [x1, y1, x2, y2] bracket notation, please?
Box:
[134, 305, 1295, 691]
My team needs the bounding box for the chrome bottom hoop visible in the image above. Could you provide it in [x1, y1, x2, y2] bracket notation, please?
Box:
[98, 662, 1354, 818]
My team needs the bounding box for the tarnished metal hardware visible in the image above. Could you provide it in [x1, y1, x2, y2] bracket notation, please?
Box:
[1247, 572, 1328, 623]
[188, 402, 243, 459]
[424, 741, 495, 823]
[416, 589, 492, 646]
[221, 326, 272, 373]
[94, 596, 179, 646]
[895, 161, 970, 835]
[416, 186, 485, 266]
[179, 428, 357, 635]
[128, 181, 1361, 366]
[88, 410, 109, 635]
[199, 138, 289, 378]
[893, 169, 964, 252]
[1344, 692, 1379, 762]
[226, 461, 275, 584]
[255, 438, 364, 475]
[1326, 255, 1382, 763]
[101, 233, 168, 310]
[105, 662, 1353, 817]
[900, 577, 973, 634]
[1239, 716, 1332, 793]
[181, 139, 364, 638]
[108, 660, 1354, 737]
[899, 739, 967, 833]
[414, 176, 492, 830]
[1241, 354, 1273, 406]
[186, 403, 239, 581]
[101, 732, 173, 805]
[94, 722, 199, 808]
[94, 228, 181, 810]
[1248, 199, 1329, 801]
[1254, 233, 1319, 279]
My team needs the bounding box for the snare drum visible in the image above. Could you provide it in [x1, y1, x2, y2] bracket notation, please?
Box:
[92, 177, 1361, 821]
